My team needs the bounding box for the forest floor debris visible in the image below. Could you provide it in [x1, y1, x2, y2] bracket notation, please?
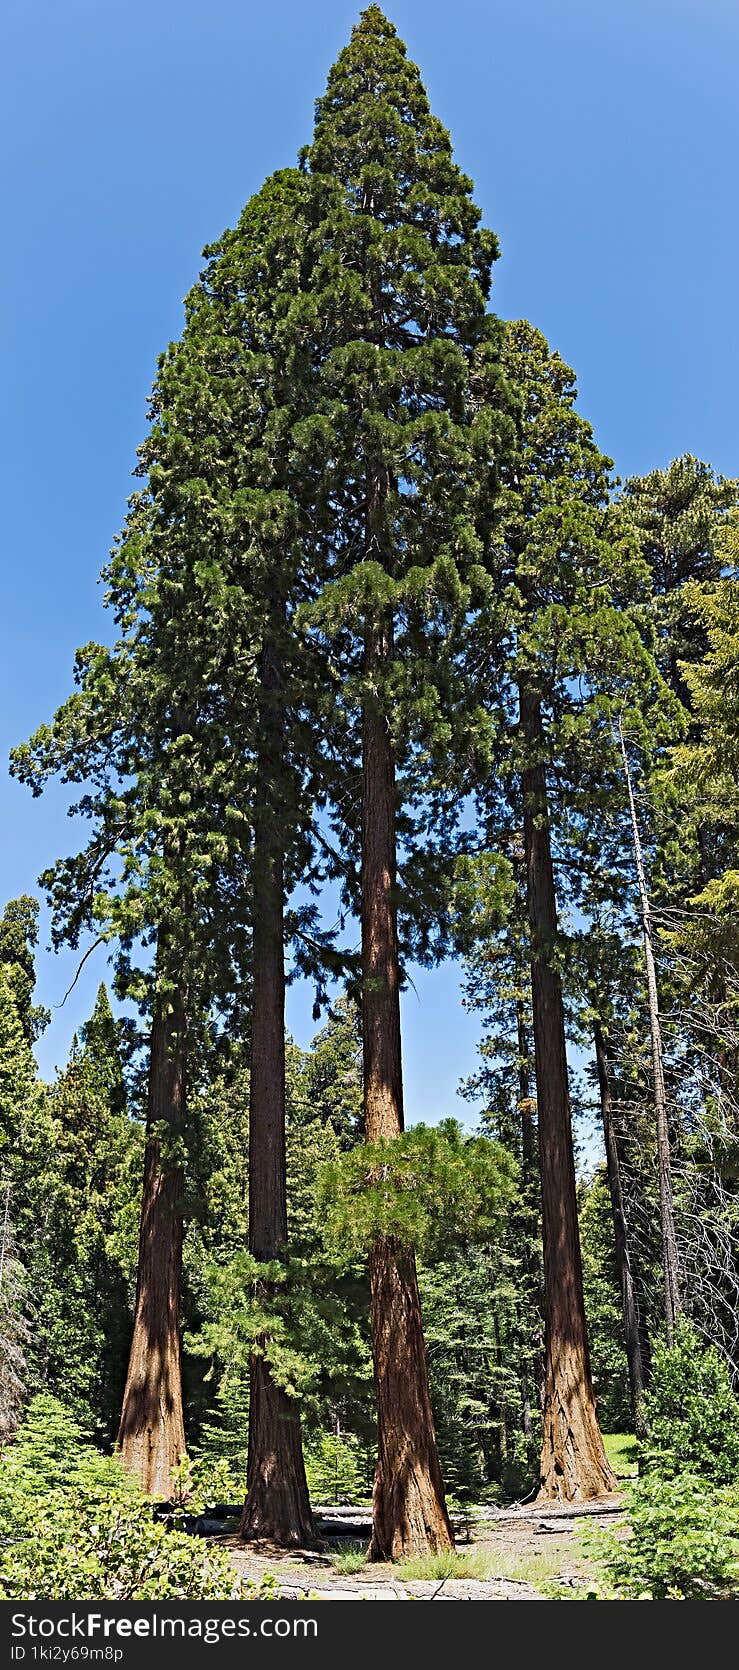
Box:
[226, 1495, 625, 1600]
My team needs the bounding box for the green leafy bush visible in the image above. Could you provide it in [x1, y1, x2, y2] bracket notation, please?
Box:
[586, 1472, 739, 1600]
[0, 1490, 260, 1600]
[0, 1395, 266, 1600]
[641, 1320, 739, 1485]
[169, 1452, 242, 1513]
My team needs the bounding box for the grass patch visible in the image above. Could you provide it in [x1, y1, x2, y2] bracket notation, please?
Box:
[602, 1433, 638, 1479]
[330, 1541, 368, 1576]
[397, 1547, 566, 1586]
[398, 1549, 493, 1581]
[488, 1550, 567, 1586]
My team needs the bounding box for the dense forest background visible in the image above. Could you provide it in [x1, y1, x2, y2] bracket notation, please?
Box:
[2, 3, 739, 1601]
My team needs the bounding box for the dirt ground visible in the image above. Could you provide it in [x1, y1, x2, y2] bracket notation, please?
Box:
[225, 1497, 625, 1600]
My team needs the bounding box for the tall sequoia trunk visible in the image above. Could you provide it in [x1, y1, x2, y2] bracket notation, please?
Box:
[593, 1019, 648, 1436]
[519, 684, 616, 1500]
[362, 613, 454, 1561]
[617, 719, 680, 1341]
[117, 969, 187, 1497]
[240, 631, 315, 1548]
[516, 994, 538, 1185]
[515, 990, 544, 1433]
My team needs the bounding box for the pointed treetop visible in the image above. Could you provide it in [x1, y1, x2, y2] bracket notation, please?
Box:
[355, 5, 399, 39]
[79, 981, 126, 1113]
[305, 2, 490, 269]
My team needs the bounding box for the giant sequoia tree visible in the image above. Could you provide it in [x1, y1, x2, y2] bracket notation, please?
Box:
[299, 5, 509, 1557]
[173, 175, 346, 1544]
[11, 236, 289, 1491]
[22, 0, 739, 1551]
[469, 321, 670, 1498]
[13, 8, 509, 1545]
[43, 166, 346, 1533]
[12, 562, 237, 1492]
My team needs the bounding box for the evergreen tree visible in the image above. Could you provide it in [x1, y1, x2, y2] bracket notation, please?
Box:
[12, 478, 248, 1492]
[604, 465, 739, 1364]
[138, 163, 365, 1541]
[184, 1016, 373, 1495]
[619, 454, 738, 718]
[0, 897, 49, 1045]
[577, 944, 650, 1430]
[578, 1172, 633, 1432]
[457, 857, 544, 1464]
[469, 320, 664, 1496]
[297, 998, 363, 1147]
[0, 932, 59, 1409]
[11, 156, 344, 1518]
[300, 3, 509, 1558]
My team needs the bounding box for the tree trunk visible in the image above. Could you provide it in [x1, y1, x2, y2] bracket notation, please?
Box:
[362, 616, 454, 1561]
[516, 995, 537, 1185]
[117, 974, 187, 1497]
[240, 631, 315, 1548]
[514, 988, 545, 1440]
[519, 684, 616, 1501]
[617, 719, 680, 1341]
[593, 1018, 648, 1436]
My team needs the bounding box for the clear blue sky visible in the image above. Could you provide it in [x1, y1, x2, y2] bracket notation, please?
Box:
[2, 0, 738, 1117]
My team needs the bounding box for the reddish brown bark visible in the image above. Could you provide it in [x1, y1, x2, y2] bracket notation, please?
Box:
[117, 981, 187, 1497]
[362, 618, 454, 1561]
[240, 632, 315, 1548]
[514, 987, 544, 1437]
[516, 994, 538, 1186]
[519, 685, 616, 1501]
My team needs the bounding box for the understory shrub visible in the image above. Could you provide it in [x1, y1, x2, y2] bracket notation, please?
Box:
[168, 1452, 242, 1513]
[581, 1327, 739, 1600]
[0, 1395, 266, 1600]
[585, 1472, 739, 1600]
[641, 1319, 739, 1484]
[0, 1491, 257, 1600]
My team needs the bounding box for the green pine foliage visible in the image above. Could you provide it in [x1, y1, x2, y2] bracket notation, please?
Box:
[0, 1182, 30, 1444]
[295, 998, 363, 1145]
[670, 573, 739, 937]
[0, 897, 49, 1043]
[297, 5, 512, 964]
[619, 454, 739, 711]
[303, 1430, 370, 1506]
[0, 916, 63, 1413]
[319, 1119, 516, 1262]
[183, 1007, 374, 1467]
[40, 985, 140, 1435]
[0, 1393, 133, 1529]
[640, 1320, 739, 1484]
[419, 1246, 534, 1502]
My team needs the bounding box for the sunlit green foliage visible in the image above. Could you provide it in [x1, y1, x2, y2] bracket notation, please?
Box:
[319, 1119, 516, 1261]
